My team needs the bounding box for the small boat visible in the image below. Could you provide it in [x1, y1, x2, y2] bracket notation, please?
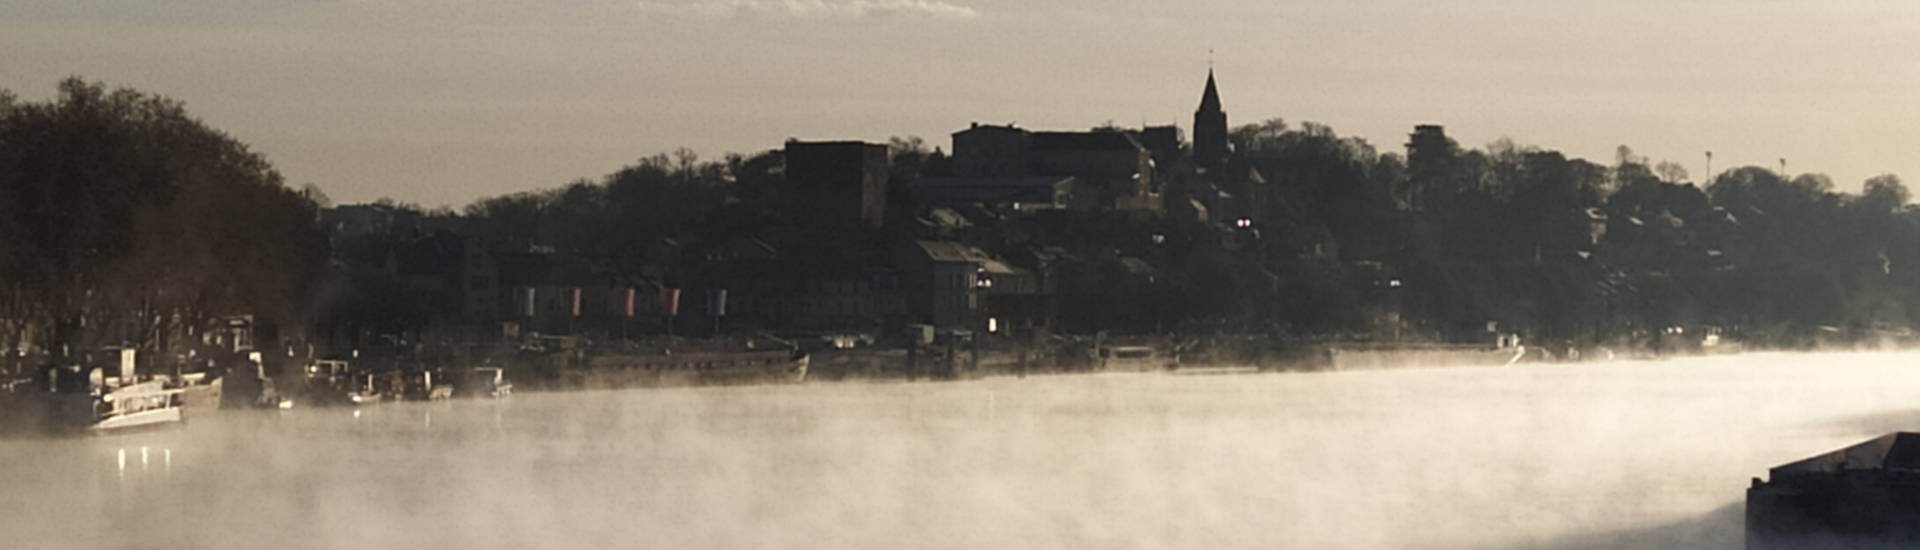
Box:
[298, 359, 362, 406]
[90, 380, 186, 432]
[4, 365, 190, 433]
[401, 370, 454, 401]
[347, 371, 402, 405]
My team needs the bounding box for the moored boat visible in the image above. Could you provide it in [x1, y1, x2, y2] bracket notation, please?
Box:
[1748, 432, 1920, 548]
[401, 369, 453, 401]
[90, 380, 187, 432]
[3, 364, 189, 434]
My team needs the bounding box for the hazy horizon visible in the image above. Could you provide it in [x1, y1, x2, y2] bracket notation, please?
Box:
[5, 0, 1917, 207]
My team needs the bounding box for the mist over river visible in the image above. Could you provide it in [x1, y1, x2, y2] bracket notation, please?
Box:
[9, 352, 1920, 549]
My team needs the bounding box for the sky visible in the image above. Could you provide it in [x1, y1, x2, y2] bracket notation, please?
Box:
[3, 0, 1918, 207]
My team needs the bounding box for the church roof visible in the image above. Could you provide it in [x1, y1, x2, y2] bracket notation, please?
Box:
[1198, 70, 1222, 113]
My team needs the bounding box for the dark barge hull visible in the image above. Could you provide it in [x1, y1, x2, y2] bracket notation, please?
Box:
[1747, 432, 1920, 549]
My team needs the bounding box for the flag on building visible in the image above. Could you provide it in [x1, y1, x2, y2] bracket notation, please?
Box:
[571, 288, 582, 317]
[659, 288, 681, 317]
[624, 288, 636, 317]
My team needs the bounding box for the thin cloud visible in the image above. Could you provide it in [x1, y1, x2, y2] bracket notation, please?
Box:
[634, 0, 980, 20]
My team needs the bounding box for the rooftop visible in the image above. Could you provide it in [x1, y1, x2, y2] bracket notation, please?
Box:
[916, 240, 994, 264]
[1031, 131, 1143, 152]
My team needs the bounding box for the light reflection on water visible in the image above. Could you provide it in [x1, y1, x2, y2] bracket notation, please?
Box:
[5, 352, 1920, 549]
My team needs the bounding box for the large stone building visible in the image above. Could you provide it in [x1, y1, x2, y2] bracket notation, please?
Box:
[950, 124, 1031, 177]
[783, 140, 890, 231]
[903, 241, 1047, 334]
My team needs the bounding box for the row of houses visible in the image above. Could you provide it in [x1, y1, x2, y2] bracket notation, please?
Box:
[331, 224, 1049, 340]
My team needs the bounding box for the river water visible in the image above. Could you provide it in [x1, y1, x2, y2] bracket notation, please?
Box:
[6, 352, 1920, 549]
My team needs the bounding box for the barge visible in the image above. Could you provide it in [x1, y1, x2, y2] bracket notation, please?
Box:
[1747, 432, 1920, 548]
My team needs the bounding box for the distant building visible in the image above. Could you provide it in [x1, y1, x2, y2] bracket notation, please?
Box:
[1031, 131, 1157, 211]
[1192, 70, 1229, 170]
[904, 240, 1047, 333]
[724, 270, 908, 331]
[1138, 125, 1183, 168]
[947, 124, 1158, 212]
[1165, 70, 1263, 225]
[951, 124, 1031, 177]
[689, 236, 908, 332]
[907, 241, 991, 330]
[784, 140, 890, 230]
[384, 230, 499, 318]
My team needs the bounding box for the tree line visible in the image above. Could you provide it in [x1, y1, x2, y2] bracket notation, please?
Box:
[1177, 118, 1919, 350]
[0, 79, 327, 356]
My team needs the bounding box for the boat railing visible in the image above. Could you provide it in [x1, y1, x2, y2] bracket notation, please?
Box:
[101, 382, 187, 417]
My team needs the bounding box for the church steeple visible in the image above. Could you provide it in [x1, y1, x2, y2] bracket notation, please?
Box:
[1199, 70, 1222, 113]
[1193, 69, 1229, 169]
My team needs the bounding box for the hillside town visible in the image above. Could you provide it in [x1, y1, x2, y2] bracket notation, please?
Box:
[302, 71, 1525, 382]
[6, 67, 1920, 426]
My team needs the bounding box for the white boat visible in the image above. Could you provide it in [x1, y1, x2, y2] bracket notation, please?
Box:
[89, 381, 187, 432]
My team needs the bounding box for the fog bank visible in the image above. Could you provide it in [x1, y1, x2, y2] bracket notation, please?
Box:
[6, 352, 1919, 549]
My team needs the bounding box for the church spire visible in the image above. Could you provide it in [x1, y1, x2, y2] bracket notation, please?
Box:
[1199, 69, 1222, 113]
[1194, 69, 1228, 169]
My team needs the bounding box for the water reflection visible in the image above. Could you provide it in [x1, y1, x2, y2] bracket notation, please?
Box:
[114, 444, 174, 479]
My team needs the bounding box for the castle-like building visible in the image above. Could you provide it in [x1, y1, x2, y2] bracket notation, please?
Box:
[919, 69, 1274, 220]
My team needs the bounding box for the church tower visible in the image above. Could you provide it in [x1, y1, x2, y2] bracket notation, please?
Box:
[1193, 70, 1228, 169]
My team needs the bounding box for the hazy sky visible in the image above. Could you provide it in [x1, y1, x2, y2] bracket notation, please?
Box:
[4, 0, 1917, 207]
